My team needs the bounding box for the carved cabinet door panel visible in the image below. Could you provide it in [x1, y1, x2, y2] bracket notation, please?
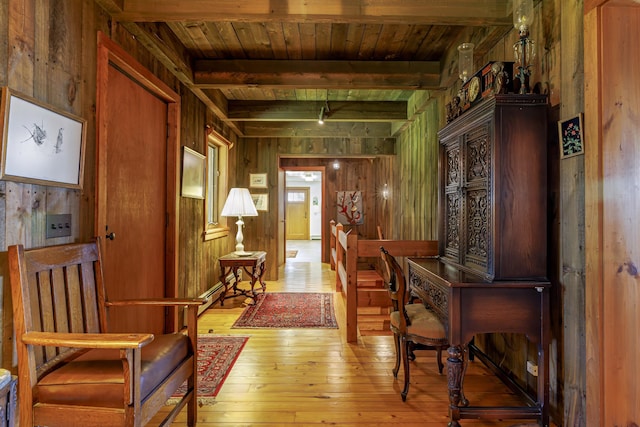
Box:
[438, 94, 548, 281]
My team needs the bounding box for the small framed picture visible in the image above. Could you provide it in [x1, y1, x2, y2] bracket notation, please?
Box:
[181, 146, 206, 199]
[249, 173, 267, 188]
[558, 113, 584, 159]
[251, 193, 268, 211]
[0, 86, 87, 188]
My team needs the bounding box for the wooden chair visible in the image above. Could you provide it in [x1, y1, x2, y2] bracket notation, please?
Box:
[380, 246, 448, 401]
[9, 239, 206, 427]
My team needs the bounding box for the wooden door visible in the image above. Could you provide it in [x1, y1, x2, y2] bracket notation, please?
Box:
[585, 2, 640, 425]
[96, 34, 180, 334]
[286, 188, 310, 240]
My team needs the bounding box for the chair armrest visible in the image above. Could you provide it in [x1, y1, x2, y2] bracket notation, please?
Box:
[20, 331, 154, 349]
[106, 298, 207, 308]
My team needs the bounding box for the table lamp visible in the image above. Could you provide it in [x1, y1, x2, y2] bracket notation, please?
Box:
[221, 188, 259, 255]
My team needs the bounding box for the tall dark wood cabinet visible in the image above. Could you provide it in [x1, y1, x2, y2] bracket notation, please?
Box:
[407, 94, 551, 426]
[438, 94, 549, 280]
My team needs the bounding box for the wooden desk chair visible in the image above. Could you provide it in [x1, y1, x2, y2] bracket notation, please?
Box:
[9, 239, 205, 426]
[380, 247, 448, 401]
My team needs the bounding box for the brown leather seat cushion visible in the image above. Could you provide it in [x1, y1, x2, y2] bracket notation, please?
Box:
[37, 333, 190, 408]
[390, 303, 446, 340]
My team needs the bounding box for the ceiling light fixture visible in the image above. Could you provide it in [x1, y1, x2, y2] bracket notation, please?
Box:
[318, 101, 330, 124]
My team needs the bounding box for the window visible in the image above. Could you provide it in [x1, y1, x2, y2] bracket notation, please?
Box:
[204, 129, 230, 240]
[287, 190, 306, 202]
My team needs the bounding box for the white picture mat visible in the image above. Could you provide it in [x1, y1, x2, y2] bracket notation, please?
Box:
[181, 146, 206, 199]
[3, 94, 84, 186]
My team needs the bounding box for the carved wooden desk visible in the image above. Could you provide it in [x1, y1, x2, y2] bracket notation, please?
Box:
[218, 251, 267, 305]
[407, 258, 550, 427]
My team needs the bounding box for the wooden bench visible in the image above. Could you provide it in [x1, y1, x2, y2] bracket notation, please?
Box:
[330, 220, 438, 342]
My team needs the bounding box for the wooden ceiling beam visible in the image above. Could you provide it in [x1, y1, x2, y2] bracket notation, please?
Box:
[103, 0, 512, 26]
[194, 60, 441, 90]
[240, 122, 392, 138]
[228, 101, 407, 122]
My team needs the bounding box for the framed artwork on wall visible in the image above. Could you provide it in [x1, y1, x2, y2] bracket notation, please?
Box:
[558, 113, 584, 159]
[251, 193, 268, 211]
[181, 146, 206, 199]
[249, 173, 267, 188]
[0, 86, 87, 189]
[337, 190, 363, 225]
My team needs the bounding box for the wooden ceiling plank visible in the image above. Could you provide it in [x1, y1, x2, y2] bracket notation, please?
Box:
[233, 22, 269, 59]
[227, 100, 407, 121]
[315, 23, 332, 59]
[397, 25, 431, 59]
[198, 23, 230, 59]
[329, 24, 349, 60]
[214, 22, 247, 59]
[282, 22, 302, 60]
[181, 22, 217, 58]
[358, 24, 383, 60]
[264, 22, 288, 60]
[110, 0, 512, 26]
[414, 26, 459, 60]
[343, 23, 366, 58]
[193, 59, 441, 89]
[374, 24, 413, 60]
[298, 23, 317, 60]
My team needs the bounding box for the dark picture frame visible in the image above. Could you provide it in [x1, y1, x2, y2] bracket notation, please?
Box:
[558, 113, 584, 159]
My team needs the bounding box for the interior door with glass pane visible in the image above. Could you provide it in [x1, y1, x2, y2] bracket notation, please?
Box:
[286, 187, 310, 240]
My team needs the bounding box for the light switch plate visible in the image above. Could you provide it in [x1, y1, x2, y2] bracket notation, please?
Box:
[46, 214, 72, 238]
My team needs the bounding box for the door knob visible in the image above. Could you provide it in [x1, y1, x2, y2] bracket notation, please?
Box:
[106, 232, 116, 240]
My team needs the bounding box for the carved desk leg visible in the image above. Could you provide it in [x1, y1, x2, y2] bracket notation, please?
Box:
[447, 344, 471, 427]
[447, 345, 463, 427]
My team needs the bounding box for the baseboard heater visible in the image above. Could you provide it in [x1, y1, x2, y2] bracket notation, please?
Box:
[183, 270, 241, 323]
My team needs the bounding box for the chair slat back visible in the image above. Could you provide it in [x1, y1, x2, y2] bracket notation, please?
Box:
[9, 240, 107, 380]
[380, 247, 410, 330]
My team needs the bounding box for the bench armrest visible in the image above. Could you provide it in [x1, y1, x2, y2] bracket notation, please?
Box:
[20, 331, 154, 349]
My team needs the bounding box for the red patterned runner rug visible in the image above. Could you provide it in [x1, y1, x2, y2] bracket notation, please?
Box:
[231, 292, 338, 328]
[166, 335, 248, 406]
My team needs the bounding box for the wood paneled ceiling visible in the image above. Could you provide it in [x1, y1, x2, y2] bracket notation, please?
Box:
[96, 0, 515, 138]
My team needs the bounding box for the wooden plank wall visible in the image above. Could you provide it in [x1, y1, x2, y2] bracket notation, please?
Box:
[394, 98, 441, 241]
[0, 0, 99, 369]
[0, 0, 236, 368]
[558, 0, 585, 425]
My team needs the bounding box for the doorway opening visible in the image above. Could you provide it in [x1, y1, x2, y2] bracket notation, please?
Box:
[285, 170, 323, 262]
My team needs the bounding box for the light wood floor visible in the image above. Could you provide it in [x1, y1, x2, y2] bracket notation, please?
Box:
[153, 241, 540, 426]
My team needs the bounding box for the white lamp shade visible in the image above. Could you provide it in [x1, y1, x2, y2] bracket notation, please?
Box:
[221, 188, 258, 217]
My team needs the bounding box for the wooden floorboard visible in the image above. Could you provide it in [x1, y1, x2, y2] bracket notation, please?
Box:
[151, 244, 547, 426]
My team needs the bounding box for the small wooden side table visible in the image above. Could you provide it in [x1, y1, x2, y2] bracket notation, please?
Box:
[218, 251, 267, 305]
